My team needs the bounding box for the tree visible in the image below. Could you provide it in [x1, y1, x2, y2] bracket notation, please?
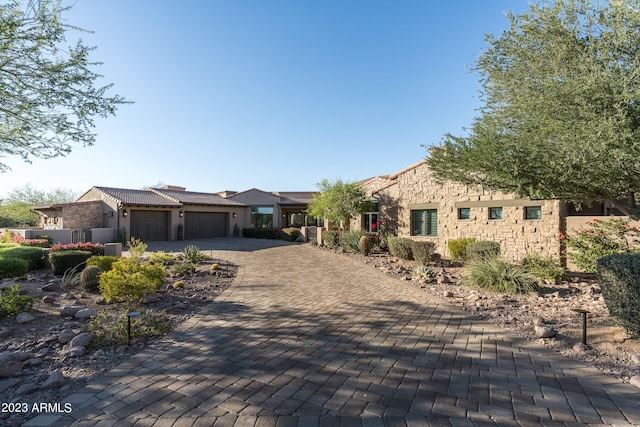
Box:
[0, 183, 77, 226]
[426, 0, 640, 216]
[306, 179, 368, 230]
[0, 0, 130, 172]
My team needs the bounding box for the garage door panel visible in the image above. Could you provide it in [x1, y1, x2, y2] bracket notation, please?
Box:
[185, 212, 227, 239]
[130, 210, 169, 242]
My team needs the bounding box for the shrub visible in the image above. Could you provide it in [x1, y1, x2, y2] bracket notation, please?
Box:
[80, 265, 103, 292]
[376, 234, 389, 252]
[466, 240, 501, 260]
[340, 230, 365, 253]
[86, 308, 172, 346]
[86, 255, 118, 272]
[50, 242, 104, 256]
[0, 246, 45, 271]
[242, 227, 282, 239]
[18, 238, 51, 248]
[181, 245, 208, 264]
[148, 251, 175, 266]
[0, 258, 30, 279]
[171, 262, 196, 277]
[126, 237, 147, 259]
[448, 237, 476, 262]
[563, 217, 640, 273]
[411, 241, 436, 265]
[322, 230, 340, 248]
[460, 257, 538, 294]
[521, 253, 564, 281]
[282, 228, 301, 242]
[0, 285, 36, 317]
[388, 236, 413, 260]
[99, 258, 166, 302]
[596, 253, 640, 338]
[49, 250, 93, 275]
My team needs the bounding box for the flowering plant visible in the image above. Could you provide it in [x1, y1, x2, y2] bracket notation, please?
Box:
[50, 242, 104, 256]
[563, 217, 640, 273]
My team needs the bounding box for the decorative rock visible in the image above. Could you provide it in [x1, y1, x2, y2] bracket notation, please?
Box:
[58, 329, 76, 344]
[630, 375, 640, 388]
[444, 291, 454, 298]
[60, 306, 83, 317]
[140, 294, 161, 304]
[40, 370, 65, 390]
[74, 308, 97, 319]
[0, 378, 20, 393]
[16, 312, 35, 324]
[12, 351, 31, 362]
[61, 346, 86, 358]
[632, 354, 640, 365]
[69, 332, 93, 348]
[0, 361, 24, 378]
[15, 383, 36, 395]
[534, 324, 557, 338]
[0, 328, 12, 338]
[95, 296, 107, 305]
[41, 282, 61, 292]
[25, 357, 43, 366]
[42, 295, 56, 304]
[573, 342, 589, 352]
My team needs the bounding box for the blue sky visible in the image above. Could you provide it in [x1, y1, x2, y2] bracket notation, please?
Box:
[0, 0, 531, 199]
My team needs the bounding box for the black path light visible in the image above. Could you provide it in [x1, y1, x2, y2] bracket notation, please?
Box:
[127, 311, 140, 345]
[571, 308, 590, 345]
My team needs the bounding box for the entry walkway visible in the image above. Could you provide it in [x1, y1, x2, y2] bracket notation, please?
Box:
[26, 239, 640, 426]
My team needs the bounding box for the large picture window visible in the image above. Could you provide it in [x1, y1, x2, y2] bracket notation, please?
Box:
[411, 209, 437, 236]
[251, 206, 273, 228]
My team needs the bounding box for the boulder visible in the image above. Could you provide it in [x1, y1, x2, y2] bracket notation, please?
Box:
[630, 375, 640, 388]
[74, 308, 97, 319]
[60, 306, 83, 317]
[42, 295, 56, 304]
[16, 312, 35, 324]
[41, 282, 61, 292]
[0, 378, 20, 393]
[58, 329, 76, 344]
[69, 332, 93, 348]
[61, 346, 86, 358]
[40, 371, 65, 390]
[0, 361, 23, 378]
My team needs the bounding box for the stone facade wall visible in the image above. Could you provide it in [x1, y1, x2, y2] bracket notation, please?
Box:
[42, 201, 104, 230]
[391, 162, 564, 262]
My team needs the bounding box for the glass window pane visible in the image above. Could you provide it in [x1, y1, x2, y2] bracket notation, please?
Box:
[525, 206, 542, 220]
[489, 207, 502, 220]
[458, 208, 470, 220]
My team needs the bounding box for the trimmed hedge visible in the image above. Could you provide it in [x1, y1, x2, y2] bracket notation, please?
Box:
[242, 228, 282, 239]
[0, 246, 46, 271]
[596, 253, 640, 338]
[388, 236, 413, 260]
[410, 241, 436, 265]
[466, 240, 500, 260]
[281, 228, 301, 242]
[322, 230, 340, 248]
[0, 258, 30, 279]
[49, 250, 93, 275]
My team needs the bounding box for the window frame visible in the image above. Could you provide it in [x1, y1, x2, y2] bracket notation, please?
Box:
[410, 209, 437, 237]
[489, 207, 503, 220]
[458, 207, 471, 220]
[525, 206, 542, 220]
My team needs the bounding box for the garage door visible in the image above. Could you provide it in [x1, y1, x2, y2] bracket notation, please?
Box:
[184, 212, 227, 239]
[130, 210, 169, 242]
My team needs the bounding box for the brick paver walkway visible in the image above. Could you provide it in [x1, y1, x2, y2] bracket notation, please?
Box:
[25, 239, 640, 426]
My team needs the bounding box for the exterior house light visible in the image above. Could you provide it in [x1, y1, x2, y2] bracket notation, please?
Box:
[122, 209, 128, 217]
[179, 211, 184, 217]
[232, 212, 237, 218]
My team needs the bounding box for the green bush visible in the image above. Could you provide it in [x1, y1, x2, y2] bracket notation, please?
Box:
[171, 262, 196, 277]
[86, 308, 172, 346]
[0, 243, 18, 249]
[410, 241, 436, 265]
[521, 254, 564, 281]
[0, 258, 30, 279]
[461, 257, 539, 294]
[0, 285, 36, 317]
[99, 258, 166, 302]
[49, 250, 93, 275]
[282, 228, 301, 242]
[0, 246, 45, 271]
[388, 236, 413, 260]
[80, 265, 103, 292]
[50, 242, 104, 256]
[181, 245, 208, 264]
[126, 237, 148, 259]
[148, 251, 175, 266]
[86, 255, 118, 272]
[596, 253, 640, 338]
[322, 230, 340, 248]
[340, 230, 365, 253]
[448, 237, 476, 262]
[466, 240, 501, 260]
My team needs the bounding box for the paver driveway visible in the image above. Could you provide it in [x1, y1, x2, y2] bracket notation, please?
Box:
[26, 239, 640, 426]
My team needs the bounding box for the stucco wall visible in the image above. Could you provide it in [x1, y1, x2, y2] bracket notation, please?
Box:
[393, 162, 563, 262]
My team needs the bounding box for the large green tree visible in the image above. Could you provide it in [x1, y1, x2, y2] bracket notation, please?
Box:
[0, 0, 129, 172]
[427, 0, 640, 215]
[306, 179, 368, 230]
[0, 183, 77, 226]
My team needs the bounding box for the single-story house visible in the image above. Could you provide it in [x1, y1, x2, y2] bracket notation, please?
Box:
[30, 185, 318, 243]
[352, 160, 625, 262]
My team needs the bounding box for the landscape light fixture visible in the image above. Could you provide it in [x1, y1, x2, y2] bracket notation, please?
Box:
[571, 308, 590, 345]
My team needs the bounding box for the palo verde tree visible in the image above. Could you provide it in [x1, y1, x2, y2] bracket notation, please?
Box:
[426, 0, 640, 216]
[0, 0, 130, 172]
[306, 179, 369, 231]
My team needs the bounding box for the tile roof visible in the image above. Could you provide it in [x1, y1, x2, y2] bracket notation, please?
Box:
[94, 187, 183, 207]
[152, 189, 245, 207]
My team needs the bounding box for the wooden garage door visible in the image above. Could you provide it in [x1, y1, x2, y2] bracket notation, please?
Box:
[130, 210, 169, 242]
[184, 212, 227, 239]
